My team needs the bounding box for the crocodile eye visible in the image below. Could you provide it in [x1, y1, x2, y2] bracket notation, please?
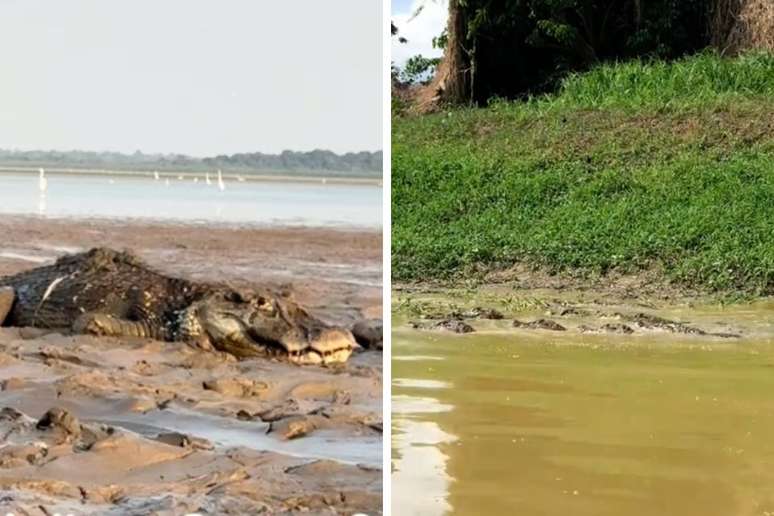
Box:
[225, 290, 247, 303]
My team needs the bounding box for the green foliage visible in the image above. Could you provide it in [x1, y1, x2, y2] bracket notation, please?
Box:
[432, 29, 448, 50]
[393, 54, 774, 295]
[400, 55, 442, 85]
[553, 52, 774, 109]
[445, 0, 710, 100]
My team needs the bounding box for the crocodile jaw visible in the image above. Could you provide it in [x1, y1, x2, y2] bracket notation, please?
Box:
[282, 328, 355, 365]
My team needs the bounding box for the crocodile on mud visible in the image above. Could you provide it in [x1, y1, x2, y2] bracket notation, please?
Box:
[0, 248, 356, 365]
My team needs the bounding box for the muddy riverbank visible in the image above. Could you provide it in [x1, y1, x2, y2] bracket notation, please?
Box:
[394, 281, 773, 341]
[0, 216, 383, 514]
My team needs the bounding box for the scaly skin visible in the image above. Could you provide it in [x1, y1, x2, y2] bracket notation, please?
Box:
[0, 248, 354, 364]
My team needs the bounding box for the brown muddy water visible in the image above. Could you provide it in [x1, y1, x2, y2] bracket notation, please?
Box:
[392, 302, 774, 516]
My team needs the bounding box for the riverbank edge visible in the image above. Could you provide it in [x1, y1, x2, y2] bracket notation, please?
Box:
[393, 268, 774, 314]
[393, 278, 774, 345]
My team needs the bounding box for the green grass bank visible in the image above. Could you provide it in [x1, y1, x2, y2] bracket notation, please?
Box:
[392, 53, 774, 295]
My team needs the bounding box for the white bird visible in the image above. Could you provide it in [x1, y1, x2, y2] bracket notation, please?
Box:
[165, 178, 170, 187]
[193, 177, 199, 183]
[154, 171, 160, 181]
[236, 175, 245, 182]
[177, 175, 184, 181]
[217, 169, 225, 191]
[38, 168, 48, 192]
[205, 172, 212, 185]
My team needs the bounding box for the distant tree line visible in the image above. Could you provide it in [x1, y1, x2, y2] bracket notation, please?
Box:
[202, 150, 381, 173]
[0, 148, 383, 176]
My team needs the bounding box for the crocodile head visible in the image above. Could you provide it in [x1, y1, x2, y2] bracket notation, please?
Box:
[178, 289, 354, 365]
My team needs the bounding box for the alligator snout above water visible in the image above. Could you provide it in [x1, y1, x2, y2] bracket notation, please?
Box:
[0, 247, 356, 365]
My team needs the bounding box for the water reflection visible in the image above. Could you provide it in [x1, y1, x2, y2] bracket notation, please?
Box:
[393, 419, 455, 516]
[37, 192, 46, 216]
[392, 359, 456, 516]
[393, 325, 774, 516]
[1, 172, 382, 227]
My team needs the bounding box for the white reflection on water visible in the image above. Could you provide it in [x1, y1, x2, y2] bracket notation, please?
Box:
[392, 359, 456, 516]
[393, 378, 452, 389]
[392, 419, 455, 516]
[0, 172, 382, 228]
[38, 192, 47, 216]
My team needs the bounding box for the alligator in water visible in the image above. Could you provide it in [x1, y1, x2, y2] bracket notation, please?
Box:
[0, 248, 355, 365]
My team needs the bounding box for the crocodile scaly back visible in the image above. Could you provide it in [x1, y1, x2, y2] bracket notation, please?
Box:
[0, 248, 205, 332]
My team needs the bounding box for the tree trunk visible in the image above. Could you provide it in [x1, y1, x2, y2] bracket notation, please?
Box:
[415, 0, 472, 112]
[712, 0, 774, 55]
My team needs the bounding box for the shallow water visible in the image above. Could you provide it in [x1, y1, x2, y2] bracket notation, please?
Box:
[95, 407, 381, 467]
[393, 319, 774, 515]
[0, 172, 381, 228]
[0, 374, 382, 468]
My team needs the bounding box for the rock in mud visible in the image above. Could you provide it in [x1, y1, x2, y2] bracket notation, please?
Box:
[332, 389, 352, 405]
[154, 431, 214, 450]
[409, 319, 475, 334]
[236, 409, 255, 421]
[182, 351, 237, 370]
[256, 399, 301, 422]
[202, 377, 268, 398]
[0, 377, 26, 391]
[131, 359, 167, 376]
[78, 424, 116, 451]
[352, 319, 383, 350]
[0, 442, 48, 468]
[268, 415, 317, 440]
[512, 319, 566, 331]
[18, 327, 50, 340]
[36, 407, 82, 442]
[0, 407, 28, 423]
[126, 397, 160, 413]
[0, 286, 13, 325]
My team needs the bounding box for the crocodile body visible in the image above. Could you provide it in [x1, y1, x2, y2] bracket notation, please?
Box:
[0, 248, 354, 364]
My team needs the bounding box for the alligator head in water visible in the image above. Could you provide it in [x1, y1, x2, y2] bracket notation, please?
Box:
[174, 289, 355, 365]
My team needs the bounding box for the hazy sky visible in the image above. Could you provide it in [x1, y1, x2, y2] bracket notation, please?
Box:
[0, 1, 382, 156]
[392, 0, 447, 67]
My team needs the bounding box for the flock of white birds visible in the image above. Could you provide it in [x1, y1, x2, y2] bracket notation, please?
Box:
[36, 167, 235, 194]
[35, 166, 238, 216]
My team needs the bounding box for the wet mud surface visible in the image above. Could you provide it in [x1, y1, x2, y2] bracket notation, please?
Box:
[0, 216, 383, 514]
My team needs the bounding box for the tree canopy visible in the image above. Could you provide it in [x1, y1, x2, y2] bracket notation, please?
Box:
[401, 0, 771, 107]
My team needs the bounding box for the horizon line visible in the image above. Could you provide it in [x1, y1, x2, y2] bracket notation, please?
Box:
[0, 147, 384, 158]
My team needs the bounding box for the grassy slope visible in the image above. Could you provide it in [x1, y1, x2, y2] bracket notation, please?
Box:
[393, 53, 774, 294]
